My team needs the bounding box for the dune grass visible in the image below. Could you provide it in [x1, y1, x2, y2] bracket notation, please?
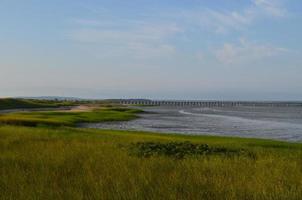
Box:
[0, 125, 301, 200]
[0, 98, 75, 110]
[0, 107, 141, 127]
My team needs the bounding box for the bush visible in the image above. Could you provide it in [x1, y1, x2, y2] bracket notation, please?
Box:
[129, 141, 254, 159]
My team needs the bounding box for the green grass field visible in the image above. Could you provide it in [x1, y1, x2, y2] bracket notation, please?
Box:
[0, 107, 142, 127]
[0, 103, 301, 199]
[0, 126, 301, 200]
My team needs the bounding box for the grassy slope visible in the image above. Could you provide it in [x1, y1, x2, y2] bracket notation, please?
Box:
[0, 98, 74, 110]
[0, 107, 142, 127]
[0, 125, 301, 200]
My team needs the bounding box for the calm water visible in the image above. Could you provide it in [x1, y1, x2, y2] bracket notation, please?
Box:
[82, 106, 302, 142]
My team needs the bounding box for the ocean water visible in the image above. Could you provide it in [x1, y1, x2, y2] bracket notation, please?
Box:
[82, 106, 302, 142]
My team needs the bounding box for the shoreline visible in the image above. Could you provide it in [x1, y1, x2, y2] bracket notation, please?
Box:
[80, 106, 302, 143]
[1, 103, 301, 143]
[80, 125, 302, 144]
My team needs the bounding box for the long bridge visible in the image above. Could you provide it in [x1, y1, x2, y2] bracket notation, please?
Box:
[115, 99, 302, 107]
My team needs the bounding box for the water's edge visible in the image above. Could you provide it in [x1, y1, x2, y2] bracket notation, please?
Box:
[81, 106, 302, 142]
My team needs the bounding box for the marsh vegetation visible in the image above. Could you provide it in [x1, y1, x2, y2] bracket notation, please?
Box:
[0, 100, 301, 199]
[0, 98, 76, 110]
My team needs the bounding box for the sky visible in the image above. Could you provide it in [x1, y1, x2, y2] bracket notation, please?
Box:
[0, 0, 302, 100]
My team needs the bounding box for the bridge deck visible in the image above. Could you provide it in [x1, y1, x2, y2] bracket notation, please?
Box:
[116, 100, 302, 107]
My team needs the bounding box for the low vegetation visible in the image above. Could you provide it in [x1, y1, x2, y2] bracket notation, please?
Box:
[0, 125, 301, 200]
[129, 141, 253, 159]
[0, 107, 142, 127]
[0, 98, 75, 110]
[0, 101, 301, 199]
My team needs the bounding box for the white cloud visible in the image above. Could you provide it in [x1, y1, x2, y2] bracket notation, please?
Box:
[71, 22, 181, 42]
[182, 0, 287, 34]
[253, 0, 286, 17]
[215, 38, 288, 64]
[69, 22, 181, 60]
[68, 1, 289, 62]
[182, 8, 252, 34]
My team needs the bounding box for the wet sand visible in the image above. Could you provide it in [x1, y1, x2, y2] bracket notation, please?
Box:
[82, 106, 302, 142]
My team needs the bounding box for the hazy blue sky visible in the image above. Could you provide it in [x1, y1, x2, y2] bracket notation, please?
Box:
[1, 0, 301, 100]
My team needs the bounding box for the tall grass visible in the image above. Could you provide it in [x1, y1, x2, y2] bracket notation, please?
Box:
[0, 125, 301, 200]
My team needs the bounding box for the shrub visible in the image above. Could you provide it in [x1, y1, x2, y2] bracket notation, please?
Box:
[129, 141, 255, 159]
